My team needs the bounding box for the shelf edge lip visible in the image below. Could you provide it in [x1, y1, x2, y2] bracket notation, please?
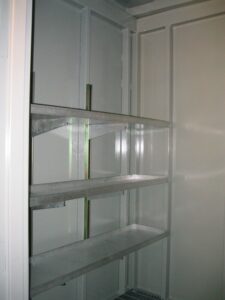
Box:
[31, 103, 170, 128]
[30, 225, 169, 297]
[30, 224, 166, 260]
[29, 175, 168, 209]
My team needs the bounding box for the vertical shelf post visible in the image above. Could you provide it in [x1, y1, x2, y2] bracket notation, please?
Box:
[84, 83, 92, 239]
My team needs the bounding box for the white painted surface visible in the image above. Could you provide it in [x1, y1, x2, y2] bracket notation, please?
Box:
[139, 28, 169, 121]
[87, 12, 124, 300]
[137, 185, 168, 296]
[3, 0, 224, 299]
[137, 240, 167, 297]
[137, 129, 169, 298]
[172, 14, 225, 300]
[137, 0, 225, 30]
[32, 0, 83, 248]
[32, 1, 133, 299]
[128, 0, 211, 17]
[74, 0, 136, 31]
[89, 13, 123, 114]
[32, 1, 84, 299]
[33, 0, 82, 108]
[0, 0, 32, 299]
[137, 17, 170, 299]
[137, 1, 225, 299]
[0, 1, 10, 298]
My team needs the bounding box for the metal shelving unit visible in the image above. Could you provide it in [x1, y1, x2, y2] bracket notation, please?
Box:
[30, 174, 168, 209]
[29, 103, 170, 297]
[31, 103, 170, 136]
[30, 224, 168, 297]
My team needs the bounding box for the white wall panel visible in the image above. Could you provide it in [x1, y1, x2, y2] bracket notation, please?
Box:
[32, 1, 84, 299]
[137, 25, 170, 298]
[137, 184, 168, 296]
[0, 1, 10, 298]
[86, 12, 124, 300]
[91, 133, 121, 177]
[139, 29, 170, 121]
[32, 1, 132, 299]
[171, 15, 225, 300]
[72, 0, 136, 31]
[137, 1, 225, 299]
[137, 0, 225, 31]
[137, 240, 166, 297]
[139, 130, 169, 176]
[90, 13, 123, 114]
[86, 262, 119, 300]
[137, 184, 168, 295]
[33, 0, 82, 108]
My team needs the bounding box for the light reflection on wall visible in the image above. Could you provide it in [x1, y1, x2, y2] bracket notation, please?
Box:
[115, 133, 128, 156]
[68, 119, 73, 179]
[135, 131, 144, 156]
[185, 123, 225, 136]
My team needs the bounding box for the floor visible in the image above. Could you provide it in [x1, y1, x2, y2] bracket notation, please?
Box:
[115, 289, 161, 300]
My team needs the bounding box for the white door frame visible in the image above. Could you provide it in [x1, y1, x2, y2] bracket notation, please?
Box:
[0, 0, 32, 299]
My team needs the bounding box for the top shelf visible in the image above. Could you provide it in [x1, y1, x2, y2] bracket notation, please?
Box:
[31, 103, 170, 136]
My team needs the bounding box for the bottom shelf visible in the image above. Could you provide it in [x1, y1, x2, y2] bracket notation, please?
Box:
[30, 224, 168, 297]
[115, 289, 162, 300]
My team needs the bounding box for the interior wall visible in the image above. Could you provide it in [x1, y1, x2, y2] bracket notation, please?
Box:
[136, 1, 225, 299]
[32, 1, 84, 299]
[172, 14, 225, 300]
[0, 1, 10, 299]
[86, 11, 123, 300]
[137, 26, 170, 298]
[32, 1, 133, 300]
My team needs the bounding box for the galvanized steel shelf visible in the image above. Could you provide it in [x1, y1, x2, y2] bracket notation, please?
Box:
[31, 103, 170, 136]
[30, 174, 168, 209]
[30, 224, 168, 297]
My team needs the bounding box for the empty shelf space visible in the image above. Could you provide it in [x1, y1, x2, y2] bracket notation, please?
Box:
[30, 174, 168, 209]
[31, 103, 170, 136]
[30, 224, 168, 297]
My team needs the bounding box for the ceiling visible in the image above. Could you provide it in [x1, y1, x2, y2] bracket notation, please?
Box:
[115, 0, 154, 8]
[114, 0, 211, 17]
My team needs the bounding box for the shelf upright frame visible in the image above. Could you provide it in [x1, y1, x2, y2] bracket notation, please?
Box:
[127, 30, 140, 290]
[83, 83, 92, 240]
[165, 25, 174, 300]
[119, 27, 133, 295]
[77, 7, 91, 300]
